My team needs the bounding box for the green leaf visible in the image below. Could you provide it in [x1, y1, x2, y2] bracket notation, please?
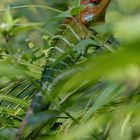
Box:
[74, 38, 101, 53]
[0, 62, 23, 78]
[74, 0, 81, 7]
[47, 10, 72, 24]
[0, 94, 29, 108]
[10, 22, 44, 35]
[70, 6, 85, 16]
[4, 6, 13, 27]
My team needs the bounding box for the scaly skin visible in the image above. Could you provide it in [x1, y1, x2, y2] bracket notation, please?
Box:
[41, 0, 111, 90]
[16, 0, 112, 139]
[80, 0, 111, 24]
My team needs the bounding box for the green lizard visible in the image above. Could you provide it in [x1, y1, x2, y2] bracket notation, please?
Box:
[16, 0, 113, 139]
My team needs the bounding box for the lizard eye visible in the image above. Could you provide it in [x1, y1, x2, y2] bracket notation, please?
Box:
[89, 0, 100, 5]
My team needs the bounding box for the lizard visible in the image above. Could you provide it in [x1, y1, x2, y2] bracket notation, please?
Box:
[16, 0, 112, 139]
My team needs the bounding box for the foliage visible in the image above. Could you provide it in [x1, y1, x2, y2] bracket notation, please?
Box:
[0, 0, 140, 140]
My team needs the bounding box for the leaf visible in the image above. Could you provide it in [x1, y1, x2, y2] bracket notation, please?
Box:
[4, 6, 13, 27]
[0, 62, 23, 78]
[70, 6, 85, 16]
[74, 38, 101, 53]
[83, 83, 123, 119]
[10, 22, 44, 35]
[0, 94, 29, 108]
[74, 0, 81, 7]
[47, 10, 72, 24]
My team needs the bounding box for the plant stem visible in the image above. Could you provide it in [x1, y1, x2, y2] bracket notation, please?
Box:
[0, 5, 63, 14]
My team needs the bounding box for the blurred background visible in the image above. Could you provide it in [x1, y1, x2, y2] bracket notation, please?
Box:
[0, 0, 140, 140]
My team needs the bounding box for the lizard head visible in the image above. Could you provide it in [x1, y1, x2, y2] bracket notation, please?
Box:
[80, 0, 111, 25]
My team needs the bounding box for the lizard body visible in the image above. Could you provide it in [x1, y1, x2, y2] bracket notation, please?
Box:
[17, 0, 112, 139]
